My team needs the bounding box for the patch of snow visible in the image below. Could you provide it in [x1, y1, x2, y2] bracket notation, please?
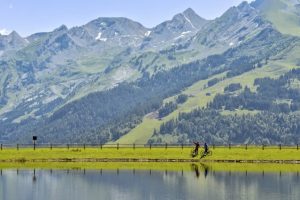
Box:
[112, 67, 132, 82]
[145, 31, 151, 37]
[182, 14, 196, 29]
[95, 32, 102, 40]
[174, 35, 185, 40]
[26, 97, 33, 102]
[43, 95, 59, 104]
[181, 31, 191, 35]
[29, 102, 38, 108]
[0, 28, 11, 35]
[174, 31, 192, 40]
[21, 73, 28, 79]
[100, 22, 107, 26]
[229, 42, 234, 46]
[95, 32, 107, 42]
[119, 34, 141, 38]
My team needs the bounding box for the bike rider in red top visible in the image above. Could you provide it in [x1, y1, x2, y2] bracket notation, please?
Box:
[193, 141, 200, 155]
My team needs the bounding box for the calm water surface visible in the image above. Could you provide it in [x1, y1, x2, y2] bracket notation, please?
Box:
[0, 164, 299, 200]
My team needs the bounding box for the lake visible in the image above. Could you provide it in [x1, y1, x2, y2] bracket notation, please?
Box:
[0, 164, 299, 200]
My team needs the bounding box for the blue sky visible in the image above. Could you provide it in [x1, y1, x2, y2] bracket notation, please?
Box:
[0, 0, 251, 36]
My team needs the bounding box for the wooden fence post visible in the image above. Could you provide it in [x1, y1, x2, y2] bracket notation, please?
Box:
[181, 143, 184, 150]
[229, 143, 231, 149]
[83, 144, 86, 150]
[17, 144, 19, 150]
[150, 143, 152, 150]
[50, 143, 52, 150]
[133, 143, 135, 150]
[117, 143, 119, 150]
[165, 143, 168, 150]
[297, 144, 299, 150]
[67, 144, 69, 150]
[262, 144, 264, 150]
[279, 144, 281, 150]
[0, 144, 2, 151]
[100, 143, 102, 150]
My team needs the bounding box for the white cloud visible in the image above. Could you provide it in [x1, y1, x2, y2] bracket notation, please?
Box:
[0, 28, 11, 35]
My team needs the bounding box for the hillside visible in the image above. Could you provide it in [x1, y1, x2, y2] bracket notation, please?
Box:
[1, 0, 300, 144]
[252, 0, 300, 36]
[0, 8, 211, 126]
[116, 60, 299, 144]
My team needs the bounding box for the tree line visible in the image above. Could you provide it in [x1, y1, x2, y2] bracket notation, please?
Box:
[209, 69, 300, 113]
[150, 108, 300, 145]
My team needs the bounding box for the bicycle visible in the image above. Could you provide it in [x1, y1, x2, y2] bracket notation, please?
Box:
[199, 149, 212, 159]
[190, 149, 199, 158]
[191, 148, 212, 158]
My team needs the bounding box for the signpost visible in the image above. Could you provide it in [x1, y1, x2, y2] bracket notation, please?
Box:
[33, 136, 37, 150]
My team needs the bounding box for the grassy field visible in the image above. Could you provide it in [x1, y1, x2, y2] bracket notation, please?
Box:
[0, 147, 299, 163]
[117, 60, 299, 144]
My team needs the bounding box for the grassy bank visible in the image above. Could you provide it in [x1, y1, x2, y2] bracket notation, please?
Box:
[0, 147, 299, 163]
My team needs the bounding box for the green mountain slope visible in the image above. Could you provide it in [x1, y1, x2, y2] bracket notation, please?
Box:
[252, 0, 300, 36]
[117, 60, 299, 144]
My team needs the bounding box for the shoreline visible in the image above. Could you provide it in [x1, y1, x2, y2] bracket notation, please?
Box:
[1, 158, 300, 164]
[0, 161, 299, 173]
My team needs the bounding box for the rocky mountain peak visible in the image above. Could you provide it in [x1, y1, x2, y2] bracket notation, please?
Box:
[0, 30, 28, 51]
[54, 25, 68, 33]
[183, 8, 196, 15]
[85, 17, 147, 36]
[8, 31, 26, 42]
[182, 8, 208, 29]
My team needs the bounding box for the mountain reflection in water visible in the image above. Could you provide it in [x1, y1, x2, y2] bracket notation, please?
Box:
[0, 164, 299, 200]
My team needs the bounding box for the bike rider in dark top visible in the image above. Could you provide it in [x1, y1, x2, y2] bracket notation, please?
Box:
[204, 142, 209, 154]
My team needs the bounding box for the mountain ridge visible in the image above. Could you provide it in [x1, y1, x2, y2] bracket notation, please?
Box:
[1, 0, 300, 144]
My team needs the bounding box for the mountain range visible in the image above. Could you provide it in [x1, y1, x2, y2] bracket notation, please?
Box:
[1, 0, 300, 144]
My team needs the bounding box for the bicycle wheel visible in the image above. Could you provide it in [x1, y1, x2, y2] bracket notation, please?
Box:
[207, 150, 212, 156]
[191, 149, 198, 157]
[199, 150, 205, 156]
[199, 150, 206, 159]
[200, 150, 212, 158]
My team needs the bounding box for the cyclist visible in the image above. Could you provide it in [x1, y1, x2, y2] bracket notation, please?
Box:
[192, 141, 200, 157]
[200, 142, 209, 159]
[204, 142, 209, 154]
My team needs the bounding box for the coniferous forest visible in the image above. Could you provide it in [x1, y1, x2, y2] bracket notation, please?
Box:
[150, 69, 300, 145]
